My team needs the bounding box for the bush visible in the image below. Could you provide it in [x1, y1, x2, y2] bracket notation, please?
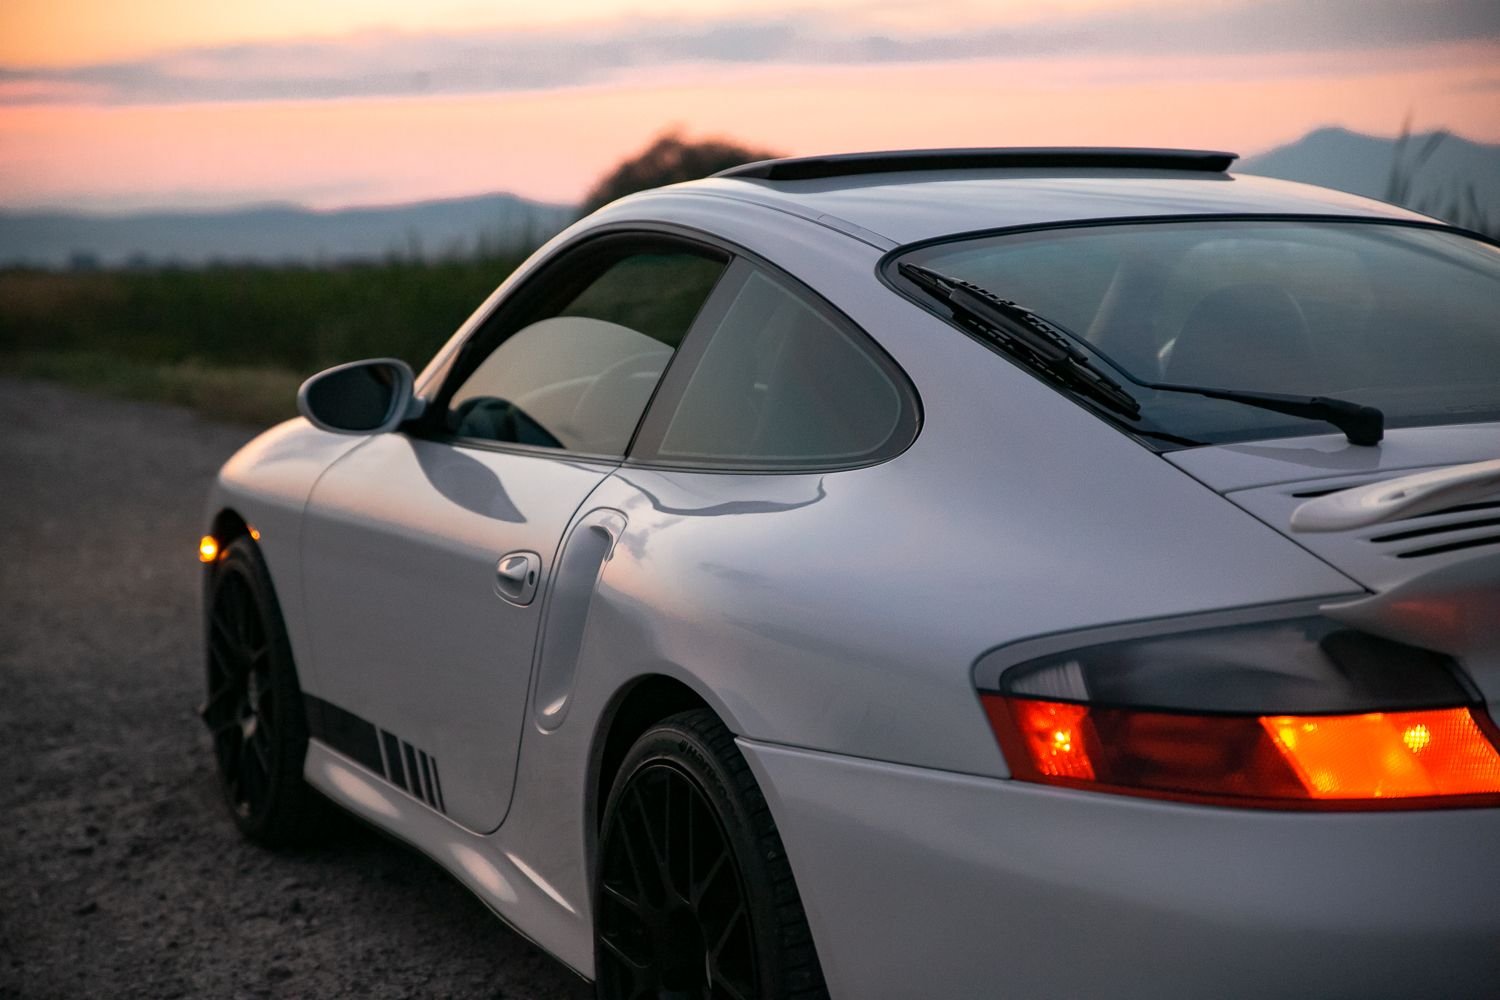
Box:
[580, 131, 780, 214]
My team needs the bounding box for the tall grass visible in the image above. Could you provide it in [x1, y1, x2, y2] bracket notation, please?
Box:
[0, 254, 529, 424]
[1385, 116, 1497, 239]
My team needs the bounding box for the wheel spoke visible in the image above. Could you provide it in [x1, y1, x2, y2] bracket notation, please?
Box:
[690, 849, 728, 909]
[709, 903, 746, 961]
[601, 880, 643, 916]
[709, 967, 754, 1000]
[207, 716, 242, 739]
[614, 799, 656, 906]
[247, 723, 272, 774]
[200, 679, 239, 720]
[598, 929, 650, 972]
[254, 682, 276, 730]
[629, 783, 678, 902]
[235, 733, 258, 805]
[210, 615, 238, 655]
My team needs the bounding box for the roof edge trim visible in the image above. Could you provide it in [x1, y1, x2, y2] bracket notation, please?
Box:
[716, 147, 1239, 181]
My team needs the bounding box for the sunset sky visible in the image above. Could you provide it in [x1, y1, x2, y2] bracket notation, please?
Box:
[2, 0, 1497, 211]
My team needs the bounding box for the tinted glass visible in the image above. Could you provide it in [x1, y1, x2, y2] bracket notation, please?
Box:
[658, 270, 910, 467]
[447, 250, 724, 455]
[900, 221, 1500, 445]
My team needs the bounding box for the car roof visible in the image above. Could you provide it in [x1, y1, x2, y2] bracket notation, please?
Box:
[662, 151, 1431, 247]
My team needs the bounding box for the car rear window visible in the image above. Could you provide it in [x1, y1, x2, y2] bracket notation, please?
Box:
[896, 220, 1500, 445]
[653, 267, 917, 469]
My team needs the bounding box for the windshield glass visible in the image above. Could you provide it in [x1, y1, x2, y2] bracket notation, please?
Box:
[897, 220, 1500, 445]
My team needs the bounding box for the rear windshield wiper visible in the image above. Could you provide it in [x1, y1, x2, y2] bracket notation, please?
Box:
[897, 263, 1384, 447]
[898, 263, 1141, 418]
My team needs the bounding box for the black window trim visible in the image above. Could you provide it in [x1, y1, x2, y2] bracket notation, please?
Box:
[626, 258, 923, 475]
[406, 227, 734, 463]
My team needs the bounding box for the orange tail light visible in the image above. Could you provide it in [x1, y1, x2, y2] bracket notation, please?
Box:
[985, 695, 1500, 809]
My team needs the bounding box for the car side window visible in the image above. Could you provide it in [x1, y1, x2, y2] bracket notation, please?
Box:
[445, 243, 726, 456]
[654, 268, 916, 468]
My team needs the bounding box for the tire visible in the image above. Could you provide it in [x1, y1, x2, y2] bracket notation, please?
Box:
[201, 536, 325, 846]
[594, 709, 828, 1000]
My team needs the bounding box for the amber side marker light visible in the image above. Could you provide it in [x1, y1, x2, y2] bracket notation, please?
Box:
[983, 695, 1500, 809]
[198, 535, 219, 563]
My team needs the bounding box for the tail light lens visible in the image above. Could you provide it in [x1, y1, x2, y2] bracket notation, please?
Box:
[979, 617, 1500, 809]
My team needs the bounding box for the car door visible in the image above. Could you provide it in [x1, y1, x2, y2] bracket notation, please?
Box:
[298, 233, 729, 833]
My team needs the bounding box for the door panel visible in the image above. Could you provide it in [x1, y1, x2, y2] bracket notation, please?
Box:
[300, 432, 610, 832]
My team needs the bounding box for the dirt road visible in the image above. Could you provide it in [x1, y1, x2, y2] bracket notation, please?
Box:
[0, 377, 590, 1000]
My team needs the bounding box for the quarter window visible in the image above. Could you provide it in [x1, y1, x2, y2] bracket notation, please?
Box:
[656, 269, 915, 467]
[445, 242, 725, 456]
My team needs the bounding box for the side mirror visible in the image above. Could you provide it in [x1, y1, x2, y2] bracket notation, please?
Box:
[297, 358, 425, 435]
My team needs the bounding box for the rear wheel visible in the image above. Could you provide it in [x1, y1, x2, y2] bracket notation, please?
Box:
[201, 536, 324, 846]
[594, 709, 827, 1000]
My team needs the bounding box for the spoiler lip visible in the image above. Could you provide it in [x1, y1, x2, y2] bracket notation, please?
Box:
[1291, 457, 1500, 532]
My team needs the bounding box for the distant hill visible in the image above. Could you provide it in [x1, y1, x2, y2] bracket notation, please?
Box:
[1239, 127, 1500, 232]
[0, 193, 577, 270]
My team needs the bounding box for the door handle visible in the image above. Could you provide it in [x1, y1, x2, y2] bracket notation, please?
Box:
[494, 551, 541, 607]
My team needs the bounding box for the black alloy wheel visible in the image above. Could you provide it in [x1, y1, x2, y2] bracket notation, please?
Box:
[595, 709, 827, 1000]
[201, 536, 323, 846]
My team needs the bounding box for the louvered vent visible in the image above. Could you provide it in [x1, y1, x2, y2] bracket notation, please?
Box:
[1366, 500, 1500, 559]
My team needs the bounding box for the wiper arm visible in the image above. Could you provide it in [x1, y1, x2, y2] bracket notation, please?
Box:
[1140, 382, 1384, 447]
[898, 262, 1385, 447]
[898, 263, 1141, 418]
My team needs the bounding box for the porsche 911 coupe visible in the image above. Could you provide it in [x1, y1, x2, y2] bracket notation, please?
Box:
[199, 148, 1500, 999]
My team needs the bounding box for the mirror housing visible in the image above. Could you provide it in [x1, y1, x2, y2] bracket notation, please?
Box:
[297, 358, 424, 435]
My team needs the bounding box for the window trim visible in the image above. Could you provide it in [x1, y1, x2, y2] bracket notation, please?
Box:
[627, 257, 922, 474]
[407, 229, 733, 462]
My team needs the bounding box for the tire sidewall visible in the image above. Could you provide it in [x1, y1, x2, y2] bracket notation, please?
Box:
[206, 537, 311, 844]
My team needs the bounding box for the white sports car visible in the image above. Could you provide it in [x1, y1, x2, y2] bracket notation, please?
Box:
[200, 148, 1500, 999]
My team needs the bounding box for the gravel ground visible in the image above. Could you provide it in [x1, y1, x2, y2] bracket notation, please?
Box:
[0, 377, 591, 1000]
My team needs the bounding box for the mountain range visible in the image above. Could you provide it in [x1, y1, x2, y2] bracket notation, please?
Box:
[1239, 127, 1499, 231]
[0, 193, 576, 270]
[1, 128, 1495, 269]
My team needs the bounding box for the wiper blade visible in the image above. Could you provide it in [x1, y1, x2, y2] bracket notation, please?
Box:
[898, 262, 1385, 447]
[898, 263, 1141, 418]
[1142, 382, 1384, 447]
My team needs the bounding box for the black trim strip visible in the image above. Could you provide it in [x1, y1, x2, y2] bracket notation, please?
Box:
[402, 743, 422, 802]
[418, 751, 436, 807]
[429, 759, 445, 813]
[381, 730, 408, 791]
[305, 695, 448, 813]
[303, 694, 384, 775]
[716, 147, 1238, 181]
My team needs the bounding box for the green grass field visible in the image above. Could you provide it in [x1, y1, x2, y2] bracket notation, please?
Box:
[0, 255, 529, 425]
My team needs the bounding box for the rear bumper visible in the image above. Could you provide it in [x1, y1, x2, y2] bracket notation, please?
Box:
[741, 739, 1500, 1000]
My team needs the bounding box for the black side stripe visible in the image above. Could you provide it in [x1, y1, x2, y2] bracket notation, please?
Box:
[381, 730, 407, 791]
[429, 759, 445, 813]
[418, 751, 435, 807]
[303, 694, 383, 775]
[304, 694, 447, 814]
[402, 743, 423, 803]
